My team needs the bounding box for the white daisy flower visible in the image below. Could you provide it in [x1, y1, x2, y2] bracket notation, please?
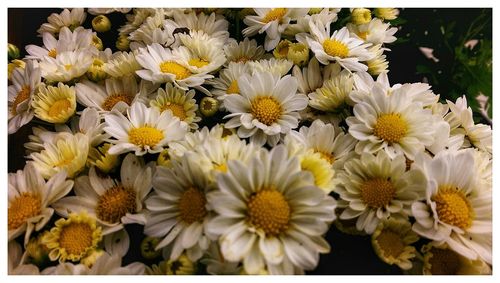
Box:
[248, 58, 293, 77]
[347, 18, 397, 45]
[167, 10, 230, 44]
[243, 8, 309, 51]
[150, 83, 201, 129]
[103, 51, 142, 78]
[8, 163, 73, 244]
[103, 101, 188, 156]
[31, 82, 77, 124]
[86, 48, 113, 82]
[76, 75, 144, 113]
[308, 69, 355, 114]
[223, 38, 265, 64]
[223, 71, 308, 146]
[292, 57, 338, 96]
[168, 124, 231, 158]
[53, 153, 153, 235]
[8, 60, 41, 134]
[128, 12, 176, 50]
[302, 24, 373, 72]
[208, 62, 250, 102]
[29, 132, 89, 179]
[284, 8, 340, 36]
[144, 153, 213, 261]
[175, 32, 227, 74]
[26, 27, 96, 61]
[336, 151, 427, 234]
[445, 95, 492, 153]
[411, 149, 492, 264]
[118, 8, 157, 37]
[37, 8, 86, 36]
[207, 145, 336, 274]
[365, 44, 389, 76]
[39, 50, 93, 83]
[135, 43, 213, 88]
[346, 85, 437, 159]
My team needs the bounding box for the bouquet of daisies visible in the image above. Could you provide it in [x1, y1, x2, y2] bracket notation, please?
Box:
[7, 8, 492, 275]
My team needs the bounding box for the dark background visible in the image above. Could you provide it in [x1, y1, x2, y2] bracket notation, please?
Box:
[7, 8, 492, 275]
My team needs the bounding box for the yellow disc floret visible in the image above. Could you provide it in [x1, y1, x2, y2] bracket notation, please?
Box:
[361, 178, 395, 208]
[226, 80, 240, 94]
[11, 85, 31, 115]
[102, 94, 133, 111]
[178, 187, 207, 224]
[263, 8, 287, 23]
[161, 102, 187, 121]
[433, 186, 473, 230]
[323, 39, 349, 58]
[247, 188, 290, 236]
[128, 126, 164, 147]
[427, 247, 461, 275]
[48, 99, 72, 118]
[373, 113, 408, 144]
[96, 185, 137, 223]
[159, 61, 191, 80]
[376, 229, 405, 258]
[188, 58, 210, 68]
[8, 193, 42, 230]
[250, 96, 282, 126]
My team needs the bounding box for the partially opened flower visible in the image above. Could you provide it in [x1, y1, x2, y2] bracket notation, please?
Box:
[32, 82, 77, 124]
[8, 163, 73, 244]
[37, 8, 86, 36]
[104, 101, 188, 156]
[39, 50, 93, 82]
[223, 38, 265, 64]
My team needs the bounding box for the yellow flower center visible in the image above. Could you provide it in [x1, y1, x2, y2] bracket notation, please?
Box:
[159, 61, 191, 80]
[59, 222, 94, 256]
[48, 99, 72, 118]
[226, 80, 240, 94]
[102, 94, 133, 111]
[128, 126, 164, 147]
[300, 153, 333, 190]
[428, 247, 461, 275]
[376, 229, 405, 258]
[214, 163, 227, 173]
[247, 189, 290, 236]
[373, 113, 408, 144]
[263, 8, 287, 23]
[96, 185, 137, 223]
[64, 64, 73, 71]
[11, 85, 31, 115]
[357, 31, 369, 40]
[236, 56, 250, 63]
[48, 48, 57, 58]
[323, 39, 349, 58]
[360, 178, 395, 208]
[188, 58, 210, 68]
[8, 193, 42, 230]
[432, 186, 473, 230]
[315, 150, 335, 164]
[178, 187, 207, 224]
[161, 102, 187, 121]
[250, 96, 282, 126]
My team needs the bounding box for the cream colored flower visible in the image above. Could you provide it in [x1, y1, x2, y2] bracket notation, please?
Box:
[32, 82, 76, 124]
[223, 38, 265, 64]
[37, 8, 86, 36]
[39, 50, 93, 82]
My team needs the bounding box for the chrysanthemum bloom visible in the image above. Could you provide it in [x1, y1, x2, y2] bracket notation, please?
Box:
[87, 143, 120, 173]
[207, 146, 336, 274]
[445, 95, 492, 153]
[371, 218, 419, 270]
[223, 71, 308, 146]
[421, 242, 491, 275]
[32, 82, 76, 124]
[411, 149, 492, 264]
[144, 153, 213, 261]
[39, 50, 93, 82]
[103, 51, 142, 78]
[248, 58, 293, 77]
[76, 75, 147, 114]
[53, 154, 153, 235]
[166, 10, 230, 44]
[8, 163, 73, 245]
[8, 60, 41, 134]
[135, 43, 213, 89]
[168, 124, 232, 158]
[104, 101, 188, 156]
[176, 31, 227, 74]
[243, 8, 309, 51]
[223, 38, 265, 64]
[29, 133, 89, 179]
[42, 212, 103, 263]
[209, 62, 250, 103]
[347, 18, 397, 45]
[150, 83, 201, 129]
[301, 23, 373, 71]
[37, 8, 86, 36]
[346, 85, 437, 159]
[308, 69, 355, 114]
[336, 151, 427, 234]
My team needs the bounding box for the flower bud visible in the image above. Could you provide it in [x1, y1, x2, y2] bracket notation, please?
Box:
[116, 34, 130, 51]
[374, 8, 399, 21]
[287, 43, 309, 67]
[92, 35, 104, 51]
[351, 8, 372, 25]
[200, 96, 219, 117]
[92, 15, 112, 33]
[273, 39, 292, 59]
[140, 237, 162, 260]
[8, 43, 20, 60]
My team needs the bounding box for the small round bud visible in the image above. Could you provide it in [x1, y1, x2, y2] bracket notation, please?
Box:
[8, 43, 20, 60]
[116, 34, 130, 51]
[157, 149, 172, 167]
[199, 96, 219, 117]
[92, 15, 112, 33]
[287, 43, 309, 67]
[374, 8, 399, 21]
[351, 8, 372, 25]
[140, 237, 162, 260]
